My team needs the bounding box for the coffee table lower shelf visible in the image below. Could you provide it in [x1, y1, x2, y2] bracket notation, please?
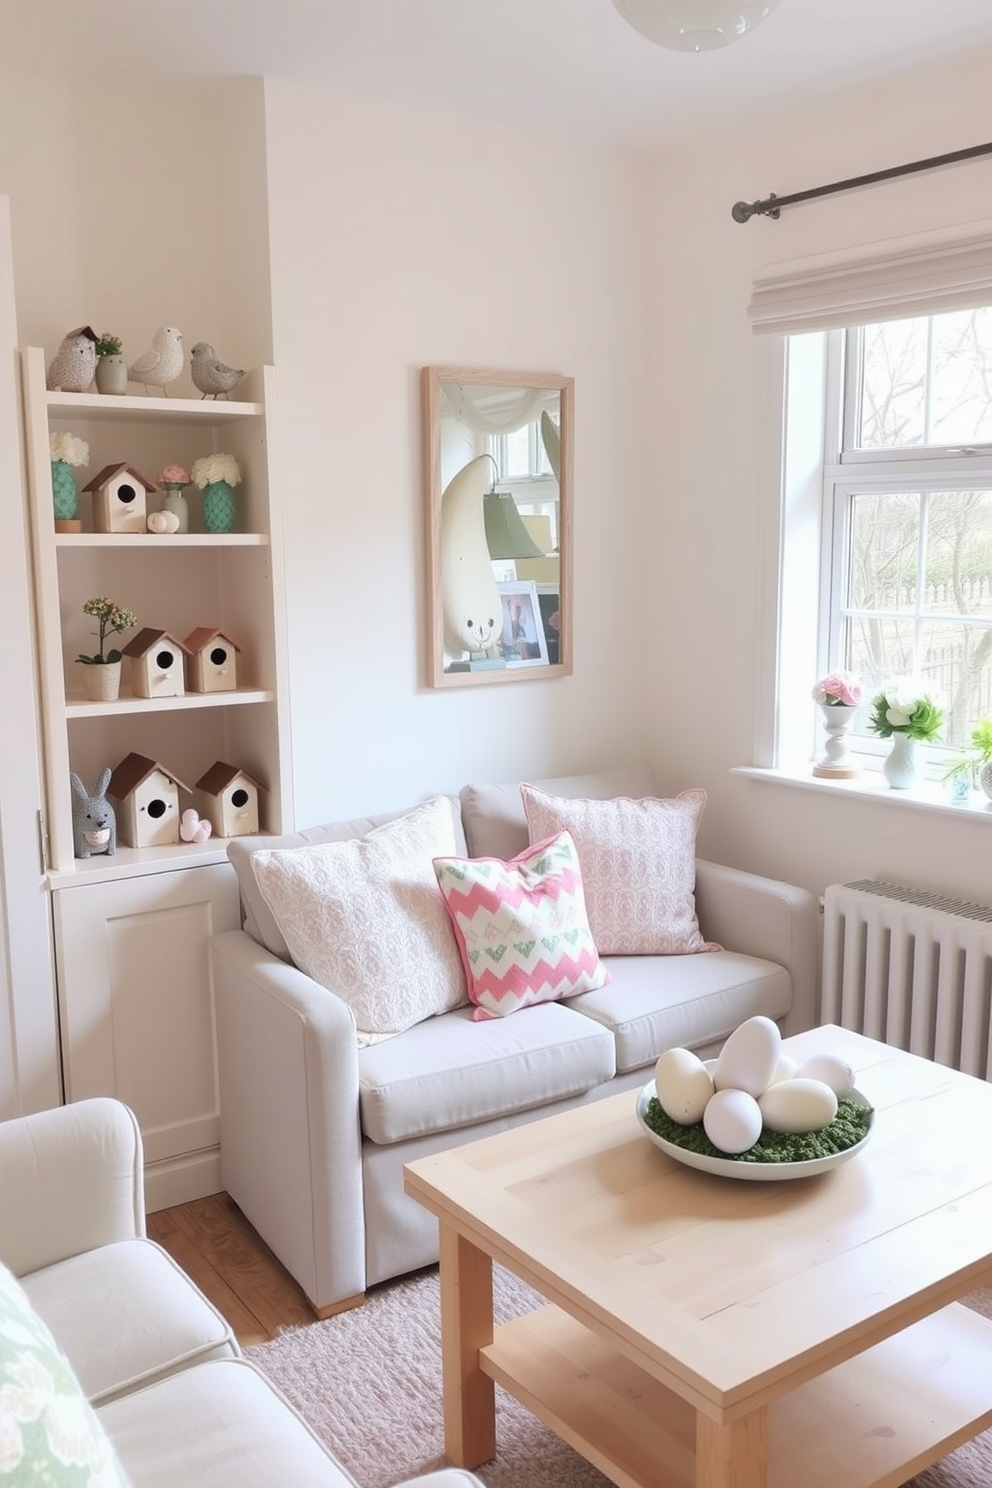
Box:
[479, 1300, 992, 1488]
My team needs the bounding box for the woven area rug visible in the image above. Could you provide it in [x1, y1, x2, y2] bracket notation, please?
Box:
[246, 1266, 992, 1488]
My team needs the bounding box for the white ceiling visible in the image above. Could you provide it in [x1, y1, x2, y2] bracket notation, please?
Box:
[6, 0, 992, 150]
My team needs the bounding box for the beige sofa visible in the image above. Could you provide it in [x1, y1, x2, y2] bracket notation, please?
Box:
[0, 1095, 483, 1488]
[212, 766, 817, 1318]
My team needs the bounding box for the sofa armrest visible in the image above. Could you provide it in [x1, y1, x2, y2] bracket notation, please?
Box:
[211, 929, 365, 1315]
[694, 859, 817, 1038]
[0, 1097, 144, 1277]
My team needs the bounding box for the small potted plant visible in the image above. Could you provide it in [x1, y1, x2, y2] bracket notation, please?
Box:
[94, 332, 127, 396]
[191, 452, 242, 533]
[49, 430, 89, 531]
[868, 679, 944, 790]
[76, 596, 137, 702]
[943, 720, 992, 803]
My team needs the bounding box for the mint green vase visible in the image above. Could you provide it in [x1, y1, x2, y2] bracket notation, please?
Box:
[201, 479, 236, 533]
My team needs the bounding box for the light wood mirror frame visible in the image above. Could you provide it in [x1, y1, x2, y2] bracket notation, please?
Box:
[422, 366, 574, 689]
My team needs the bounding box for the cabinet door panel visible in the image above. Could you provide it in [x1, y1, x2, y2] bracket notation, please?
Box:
[53, 864, 240, 1170]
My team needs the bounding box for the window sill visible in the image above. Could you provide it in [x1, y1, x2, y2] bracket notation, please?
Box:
[732, 764, 992, 821]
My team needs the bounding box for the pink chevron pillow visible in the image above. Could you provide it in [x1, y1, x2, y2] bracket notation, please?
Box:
[433, 831, 610, 1021]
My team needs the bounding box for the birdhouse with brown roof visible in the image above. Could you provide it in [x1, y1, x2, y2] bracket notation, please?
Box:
[83, 463, 157, 534]
[122, 628, 190, 698]
[108, 753, 189, 848]
[183, 627, 240, 694]
[194, 761, 263, 838]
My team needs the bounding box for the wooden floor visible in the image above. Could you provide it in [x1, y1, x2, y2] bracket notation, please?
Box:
[147, 1192, 319, 1347]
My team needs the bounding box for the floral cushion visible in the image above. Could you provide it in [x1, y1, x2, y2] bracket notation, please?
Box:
[433, 830, 609, 1020]
[250, 795, 468, 1046]
[0, 1260, 132, 1486]
[520, 785, 717, 956]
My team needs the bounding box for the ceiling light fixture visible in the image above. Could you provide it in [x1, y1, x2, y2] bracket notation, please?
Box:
[611, 0, 781, 53]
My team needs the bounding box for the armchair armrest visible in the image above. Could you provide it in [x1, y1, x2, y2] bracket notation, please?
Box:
[0, 1097, 143, 1277]
[211, 929, 365, 1316]
[694, 859, 817, 1038]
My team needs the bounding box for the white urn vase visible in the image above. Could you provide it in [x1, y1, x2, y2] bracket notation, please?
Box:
[812, 702, 861, 779]
[883, 732, 919, 790]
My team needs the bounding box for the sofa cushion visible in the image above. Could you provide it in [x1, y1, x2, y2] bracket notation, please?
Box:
[433, 831, 609, 1021]
[0, 1257, 133, 1487]
[357, 1001, 616, 1144]
[566, 951, 793, 1073]
[459, 764, 656, 861]
[521, 785, 714, 956]
[22, 1239, 238, 1406]
[250, 796, 468, 1047]
[98, 1358, 355, 1488]
[229, 794, 468, 959]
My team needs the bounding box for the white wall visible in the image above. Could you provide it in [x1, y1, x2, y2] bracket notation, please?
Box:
[262, 82, 653, 823]
[647, 43, 992, 908]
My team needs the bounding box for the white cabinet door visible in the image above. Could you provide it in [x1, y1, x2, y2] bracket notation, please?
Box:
[52, 862, 241, 1210]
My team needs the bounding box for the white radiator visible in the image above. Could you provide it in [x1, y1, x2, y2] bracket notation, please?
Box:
[821, 880, 992, 1079]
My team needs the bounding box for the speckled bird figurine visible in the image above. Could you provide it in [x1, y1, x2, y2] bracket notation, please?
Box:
[128, 326, 184, 396]
[189, 342, 246, 400]
[46, 326, 98, 392]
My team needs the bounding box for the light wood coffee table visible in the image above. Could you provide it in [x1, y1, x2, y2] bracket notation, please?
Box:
[404, 1025, 992, 1488]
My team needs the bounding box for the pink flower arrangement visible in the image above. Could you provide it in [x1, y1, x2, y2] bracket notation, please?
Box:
[157, 463, 191, 490]
[812, 669, 863, 707]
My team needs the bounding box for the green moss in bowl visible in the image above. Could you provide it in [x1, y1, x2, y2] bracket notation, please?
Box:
[642, 1094, 873, 1164]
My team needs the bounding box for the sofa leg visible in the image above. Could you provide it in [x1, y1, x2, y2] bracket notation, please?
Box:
[313, 1292, 365, 1320]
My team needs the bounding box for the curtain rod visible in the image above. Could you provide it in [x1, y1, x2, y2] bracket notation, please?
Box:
[731, 141, 992, 224]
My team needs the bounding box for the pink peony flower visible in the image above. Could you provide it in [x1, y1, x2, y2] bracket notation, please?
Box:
[157, 463, 191, 488]
[812, 670, 863, 707]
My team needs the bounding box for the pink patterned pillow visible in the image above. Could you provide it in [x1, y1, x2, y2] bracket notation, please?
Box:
[433, 831, 609, 1021]
[520, 786, 717, 956]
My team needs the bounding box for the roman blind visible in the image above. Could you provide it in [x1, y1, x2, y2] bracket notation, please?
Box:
[748, 217, 992, 334]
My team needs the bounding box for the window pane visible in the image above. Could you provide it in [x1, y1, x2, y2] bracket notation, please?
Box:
[855, 309, 992, 450]
[857, 319, 927, 448]
[929, 309, 992, 446]
[849, 491, 920, 612]
[505, 426, 531, 478]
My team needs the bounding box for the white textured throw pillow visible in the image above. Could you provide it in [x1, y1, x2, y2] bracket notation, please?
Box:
[520, 785, 715, 956]
[250, 795, 468, 1045]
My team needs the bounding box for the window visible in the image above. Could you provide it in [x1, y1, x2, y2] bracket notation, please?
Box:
[814, 307, 992, 755]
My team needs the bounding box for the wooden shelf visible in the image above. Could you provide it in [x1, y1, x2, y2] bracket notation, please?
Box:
[482, 1301, 992, 1488]
[65, 686, 274, 719]
[46, 389, 263, 421]
[55, 532, 269, 548]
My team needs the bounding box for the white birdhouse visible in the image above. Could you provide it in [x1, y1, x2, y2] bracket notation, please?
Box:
[122, 628, 189, 698]
[183, 627, 240, 693]
[194, 761, 262, 838]
[83, 462, 156, 534]
[108, 753, 189, 849]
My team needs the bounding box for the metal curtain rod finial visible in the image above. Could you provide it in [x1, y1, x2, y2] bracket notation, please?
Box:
[732, 140, 992, 223]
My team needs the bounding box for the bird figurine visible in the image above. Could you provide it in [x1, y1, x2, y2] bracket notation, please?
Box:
[189, 342, 246, 400]
[128, 326, 184, 396]
[46, 326, 98, 392]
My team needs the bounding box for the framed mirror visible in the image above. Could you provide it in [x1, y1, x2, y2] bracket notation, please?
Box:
[422, 366, 573, 688]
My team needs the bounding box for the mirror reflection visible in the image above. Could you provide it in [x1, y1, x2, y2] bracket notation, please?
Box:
[422, 367, 573, 687]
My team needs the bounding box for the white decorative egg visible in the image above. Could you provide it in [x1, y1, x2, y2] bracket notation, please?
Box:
[654, 1048, 714, 1125]
[797, 1054, 855, 1096]
[703, 1088, 763, 1154]
[713, 1016, 782, 1097]
[767, 1054, 800, 1086]
[758, 1078, 838, 1134]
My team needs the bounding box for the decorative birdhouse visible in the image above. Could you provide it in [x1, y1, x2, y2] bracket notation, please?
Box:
[122, 628, 190, 698]
[108, 753, 189, 849]
[183, 627, 240, 693]
[83, 463, 157, 534]
[194, 761, 263, 838]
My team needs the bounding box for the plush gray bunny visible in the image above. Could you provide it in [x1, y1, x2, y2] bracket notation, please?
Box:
[70, 768, 116, 858]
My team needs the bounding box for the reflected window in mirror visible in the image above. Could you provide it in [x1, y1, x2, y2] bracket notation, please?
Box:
[422, 367, 573, 688]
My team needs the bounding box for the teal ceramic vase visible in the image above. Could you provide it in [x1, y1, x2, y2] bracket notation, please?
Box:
[201, 479, 236, 533]
[51, 460, 78, 524]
